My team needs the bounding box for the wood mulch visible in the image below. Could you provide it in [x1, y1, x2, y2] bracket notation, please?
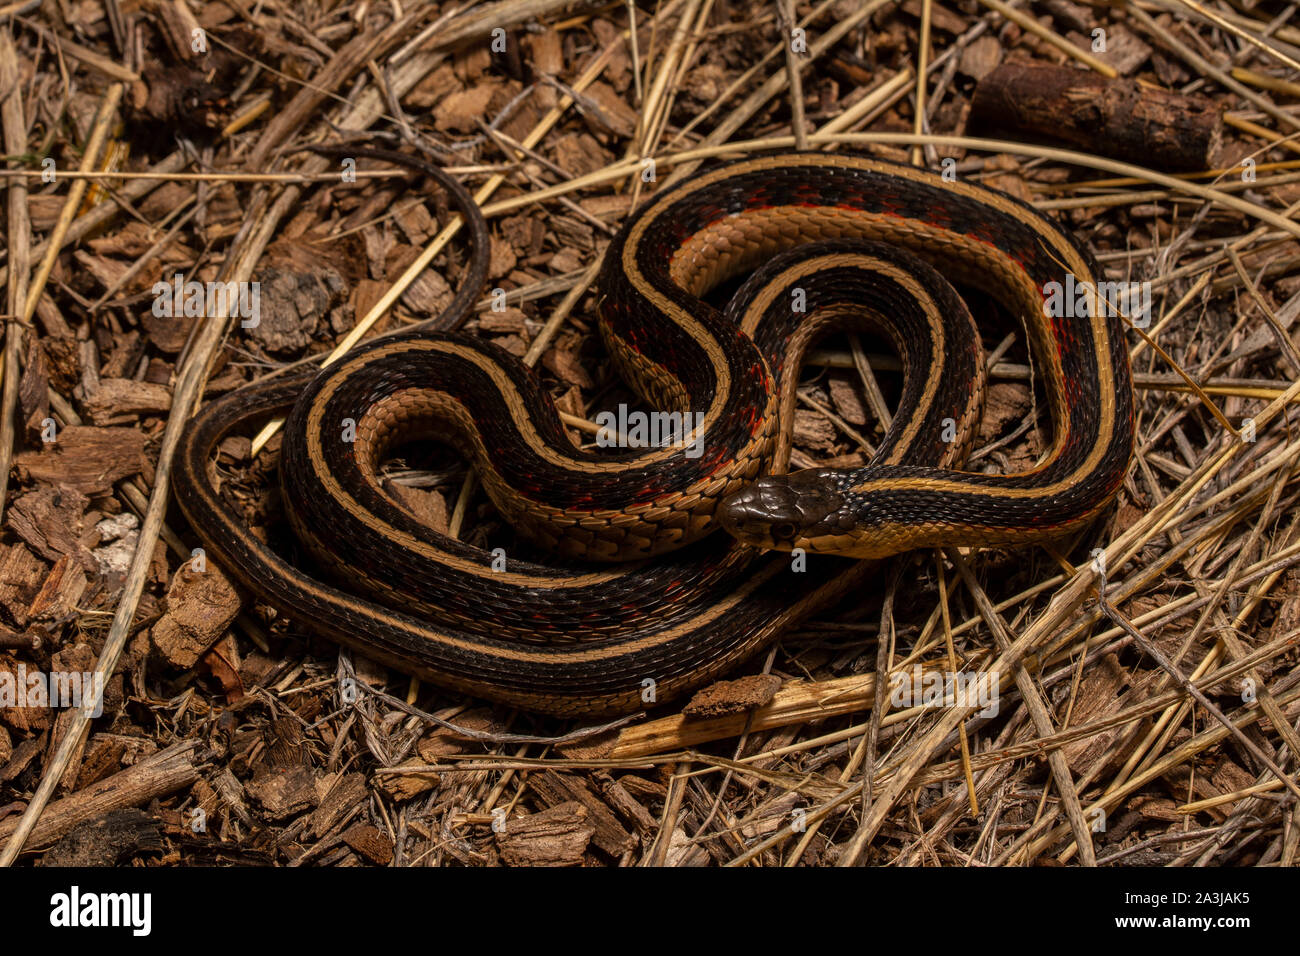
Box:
[0, 0, 1299, 867]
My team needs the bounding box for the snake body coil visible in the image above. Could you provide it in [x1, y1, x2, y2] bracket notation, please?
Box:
[174, 150, 1134, 717]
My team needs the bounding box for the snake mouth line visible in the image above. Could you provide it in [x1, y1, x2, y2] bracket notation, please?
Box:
[718, 469, 847, 551]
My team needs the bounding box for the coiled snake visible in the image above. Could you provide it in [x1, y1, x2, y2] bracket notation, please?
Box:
[174, 149, 1134, 717]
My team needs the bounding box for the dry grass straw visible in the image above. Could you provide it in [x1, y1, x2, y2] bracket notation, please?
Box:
[6, 0, 1300, 867]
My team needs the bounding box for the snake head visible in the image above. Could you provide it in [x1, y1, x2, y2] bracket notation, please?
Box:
[718, 468, 848, 552]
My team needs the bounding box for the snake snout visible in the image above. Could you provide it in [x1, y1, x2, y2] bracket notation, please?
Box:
[718, 468, 846, 550]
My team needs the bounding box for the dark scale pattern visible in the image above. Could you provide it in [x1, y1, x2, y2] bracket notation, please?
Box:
[676, 157, 1134, 553]
[726, 240, 982, 461]
[604, 159, 1127, 496]
[273, 238, 984, 642]
[281, 356, 762, 640]
[280, 331, 769, 554]
[174, 150, 1133, 715]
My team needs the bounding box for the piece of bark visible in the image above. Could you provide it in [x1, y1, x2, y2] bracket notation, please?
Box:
[827, 375, 869, 426]
[1129, 795, 1180, 822]
[141, 309, 195, 353]
[1159, 765, 1236, 823]
[151, 564, 242, 669]
[738, 792, 804, 841]
[435, 84, 497, 132]
[416, 708, 508, 759]
[341, 822, 394, 865]
[580, 81, 639, 139]
[37, 808, 164, 866]
[547, 247, 586, 275]
[373, 759, 441, 801]
[552, 131, 613, 177]
[977, 382, 1031, 444]
[591, 18, 630, 90]
[495, 801, 593, 866]
[73, 733, 130, 791]
[1210, 758, 1256, 798]
[498, 214, 544, 256]
[580, 193, 632, 222]
[0, 740, 201, 850]
[18, 335, 49, 442]
[683, 674, 783, 719]
[599, 776, 658, 836]
[0, 734, 44, 784]
[261, 716, 309, 771]
[394, 201, 437, 245]
[201, 635, 244, 704]
[982, 153, 1035, 203]
[213, 768, 253, 827]
[0, 653, 52, 733]
[663, 826, 710, 867]
[958, 35, 1002, 81]
[969, 61, 1221, 171]
[7, 485, 91, 562]
[529, 771, 635, 857]
[479, 307, 529, 334]
[245, 764, 320, 821]
[27, 554, 87, 625]
[80, 378, 174, 423]
[1041, 0, 1091, 34]
[617, 776, 668, 804]
[900, 0, 966, 33]
[246, 260, 346, 354]
[1068, 22, 1152, 76]
[488, 235, 517, 281]
[40, 334, 79, 393]
[14, 426, 147, 495]
[39, 709, 94, 800]
[793, 407, 837, 453]
[1059, 653, 1134, 775]
[0, 543, 48, 626]
[541, 332, 595, 389]
[310, 772, 368, 838]
[525, 29, 563, 107]
[74, 250, 133, 291]
[402, 61, 459, 109]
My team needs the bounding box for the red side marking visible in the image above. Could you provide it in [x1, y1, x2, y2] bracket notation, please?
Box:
[962, 230, 1002, 252]
[924, 204, 954, 229]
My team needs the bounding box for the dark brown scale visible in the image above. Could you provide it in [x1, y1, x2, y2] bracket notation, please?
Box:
[273, 238, 979, 642]
[173, 149, 1132, 716]
[707, 160, 1131, 553]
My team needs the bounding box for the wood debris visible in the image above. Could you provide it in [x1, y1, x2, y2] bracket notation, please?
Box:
[0, 0, 1296, 871]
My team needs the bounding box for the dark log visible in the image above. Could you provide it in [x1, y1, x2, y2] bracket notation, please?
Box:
[969, 60, 1221, 171]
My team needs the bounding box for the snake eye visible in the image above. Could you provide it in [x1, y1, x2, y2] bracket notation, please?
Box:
[772, 522, 798, 541]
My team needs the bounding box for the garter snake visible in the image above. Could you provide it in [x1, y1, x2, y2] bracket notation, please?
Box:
[174, 149, 1134, 717]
